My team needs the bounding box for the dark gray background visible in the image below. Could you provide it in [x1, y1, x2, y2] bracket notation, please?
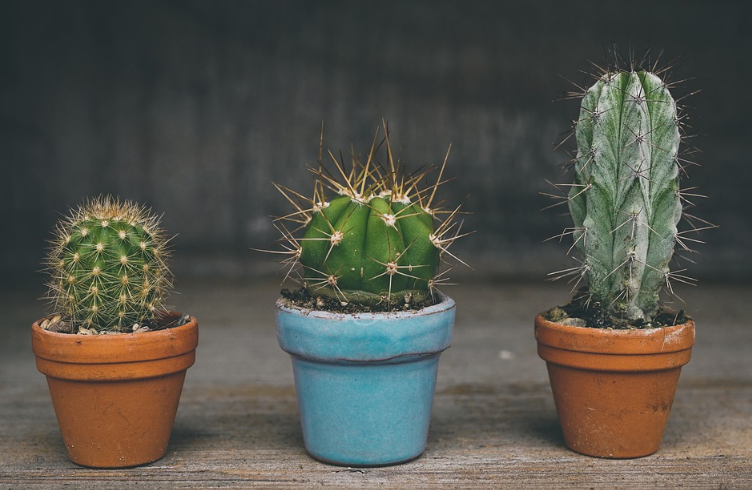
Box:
[2, 0, 749, 287]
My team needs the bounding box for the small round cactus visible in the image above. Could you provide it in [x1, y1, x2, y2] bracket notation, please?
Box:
[273, 123, 467, 308]
[45, 196, 172, 333]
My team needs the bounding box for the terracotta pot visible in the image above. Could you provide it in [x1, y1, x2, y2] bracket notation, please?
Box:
[31, 313, 198, 468]
[535, 314, 694, 458]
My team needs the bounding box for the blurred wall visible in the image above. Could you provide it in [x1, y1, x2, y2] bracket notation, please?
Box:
[2, 0, 750, 283]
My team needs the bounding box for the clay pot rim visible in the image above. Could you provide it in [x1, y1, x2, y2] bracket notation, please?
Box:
[32, 312, 199, 364]
[535, 313, 695, 355]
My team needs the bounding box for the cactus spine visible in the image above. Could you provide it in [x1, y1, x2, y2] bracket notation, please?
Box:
[45, 196, 172, 332]
[564, 68, 684, 321]
[274, 123, 465, 308]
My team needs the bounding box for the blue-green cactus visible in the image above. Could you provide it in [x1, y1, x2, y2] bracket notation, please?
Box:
[562, 68, 686, 321]
[274, 123, 465, 307]
[45, 196, 172, 332]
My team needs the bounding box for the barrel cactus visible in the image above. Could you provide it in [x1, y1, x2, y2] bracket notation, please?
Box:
[273, 123, 466, 308]
[44, 196, 172, 333]
[555, 65, 700, 323]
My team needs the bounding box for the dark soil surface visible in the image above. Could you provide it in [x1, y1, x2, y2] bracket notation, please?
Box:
[39, 311, 191, 334]
[544, 291, 690, 329]
[280, 287, 438, 314]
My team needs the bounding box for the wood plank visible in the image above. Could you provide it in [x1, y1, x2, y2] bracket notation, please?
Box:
[2, 280, 751, 488]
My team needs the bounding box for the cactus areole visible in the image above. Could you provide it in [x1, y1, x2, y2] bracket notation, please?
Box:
[565, 69, 685, 323]
[45, 196, 173, 333]
[274, 123, 465, 309]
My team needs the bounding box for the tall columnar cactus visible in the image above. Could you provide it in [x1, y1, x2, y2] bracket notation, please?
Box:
[45, 196, 172, 332]
[274, 124, 466, 307]
[565, 68, 684, 321]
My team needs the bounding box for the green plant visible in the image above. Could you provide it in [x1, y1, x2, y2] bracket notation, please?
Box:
[552, 61, 707, 324]
[44, 196, 172, 333]
[273, 123, 467, 308]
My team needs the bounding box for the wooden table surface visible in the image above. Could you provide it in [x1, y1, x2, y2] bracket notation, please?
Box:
[2, 277, 750, 489]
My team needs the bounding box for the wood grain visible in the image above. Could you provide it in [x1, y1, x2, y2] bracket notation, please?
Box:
[2, 279, 751, 488]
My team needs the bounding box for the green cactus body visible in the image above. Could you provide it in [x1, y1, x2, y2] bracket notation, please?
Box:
[47, 197, 172, 332]
[568, 70, 681, 321]
[300, 193, 438, 305]
[275, 124, 462, 308]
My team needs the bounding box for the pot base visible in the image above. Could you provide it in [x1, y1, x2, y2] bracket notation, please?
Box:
[546, 364, 682, 458]
[292, 356, 439, 467]
[46, 372, 187, 468]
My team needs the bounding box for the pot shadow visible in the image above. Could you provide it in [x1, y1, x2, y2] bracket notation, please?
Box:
[515, 416, 565, 447]
[23, 430, 77, 468]
[169, 385, 304, 453]
[171, 412, 304, 451]
[428, 382, 565, 453]
[170, 382, 569, 459]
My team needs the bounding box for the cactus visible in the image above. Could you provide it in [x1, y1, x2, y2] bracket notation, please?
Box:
[45, 196, 172, 333]
[273, 123, 466, 308]
[555, 65, 697, 323]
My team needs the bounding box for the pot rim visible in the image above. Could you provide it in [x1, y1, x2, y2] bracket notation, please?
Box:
[535, 313, 695, 355]
[276, 292, 454, 320]
[276, 294, 455, 362]
[32, 311, 199, 364]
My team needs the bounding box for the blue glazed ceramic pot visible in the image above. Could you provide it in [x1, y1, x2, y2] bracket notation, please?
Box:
[276, 294, 455, 466]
